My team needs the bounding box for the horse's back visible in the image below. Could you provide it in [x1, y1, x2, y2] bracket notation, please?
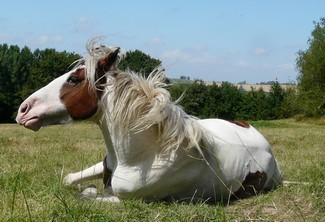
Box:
[198, 118, 282, 191]
[198, 119, 270, 149]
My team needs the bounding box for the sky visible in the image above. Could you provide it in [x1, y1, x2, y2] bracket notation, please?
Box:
[0, 0, 324, 84]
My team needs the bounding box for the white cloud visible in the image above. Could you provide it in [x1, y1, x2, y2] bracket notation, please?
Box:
[263, 64, 273, 69]
[161, 49, 186, 61]
[38, 35, 49, 44]
[190, 54, 224, 64]
[147, 37, 164, 46]
[277, 63, 294, 70]
[161, 49, 223, 64]
[37, 35, 63, 44]
[237, 60, 249, 67]
[0, 33, 13, 41]
[190, 44, 207, 52]
[78, 17, 96, 23]
[225, 49, 240, 56]
[253, 47, 268, 56]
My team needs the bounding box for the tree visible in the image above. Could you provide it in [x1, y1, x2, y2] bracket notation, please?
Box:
[240, 88, 268, 120]
[177, 80, 208, 118]
[215, 82, 244, 120]
[24, 49, 80, 96]
[279, 87, 299, 119]
[0, 44, 34, 122]
[118, 50, 162, 77]
[296, 17, 325, 117]
[202, 82, 221, 118]
[267, 81, 285, 119]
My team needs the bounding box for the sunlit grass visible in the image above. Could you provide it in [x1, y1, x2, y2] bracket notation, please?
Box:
[0, 120, 324, 221]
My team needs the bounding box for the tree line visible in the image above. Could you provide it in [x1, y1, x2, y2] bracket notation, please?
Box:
[0, 44, 298, 123]
[169, 80, 298, 121]
[1, 18, 324, 123]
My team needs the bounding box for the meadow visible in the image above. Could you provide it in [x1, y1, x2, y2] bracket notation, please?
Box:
[0, 119, 324, 221]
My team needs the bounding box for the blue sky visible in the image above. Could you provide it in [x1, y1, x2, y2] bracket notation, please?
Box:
[0, 0, 324, 83]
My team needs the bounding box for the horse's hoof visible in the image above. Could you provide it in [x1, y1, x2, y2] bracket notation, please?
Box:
[80, 186, 98, 199]
[63, 174, 74, 185]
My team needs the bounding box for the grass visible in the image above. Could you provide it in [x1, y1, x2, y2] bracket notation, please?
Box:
[0, 119, 324, 221]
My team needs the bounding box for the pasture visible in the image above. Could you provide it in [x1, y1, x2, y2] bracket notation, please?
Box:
[0, 119, 324, 221]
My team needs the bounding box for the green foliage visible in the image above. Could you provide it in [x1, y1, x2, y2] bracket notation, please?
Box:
[118, 50, 162, 77]
[267, 81, 285, 119]
[0, 44, 34, 122]
[296, 17, 325, 117]
[179, 80, 208, 118]
[170, 81, 297, 121]
[240, 88, 269, 120]
[171, 81, 243, 120]
[22, 49, 80, 99]
[202, 82, 221, 118]
[214, 82, 244, 120]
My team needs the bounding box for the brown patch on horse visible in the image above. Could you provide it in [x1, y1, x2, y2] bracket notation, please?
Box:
[103, 155, 112, 187]
[227, 120, 250, 128]
[60, 68, 100, 120]
[60, 49, 120, 120]
[233, 171, 267, 199]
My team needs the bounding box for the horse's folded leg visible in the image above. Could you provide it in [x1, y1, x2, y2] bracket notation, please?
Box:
[63, 161, 104, 186]
[63, 172, 94, 186]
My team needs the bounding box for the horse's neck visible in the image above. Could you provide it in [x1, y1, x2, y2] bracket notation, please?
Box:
[111, 126, 160, 165]
[92, 110, 160, 167]
[93, 115, 117, 169]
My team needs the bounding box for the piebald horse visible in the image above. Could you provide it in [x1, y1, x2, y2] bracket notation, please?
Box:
[16, 39, 282, 203]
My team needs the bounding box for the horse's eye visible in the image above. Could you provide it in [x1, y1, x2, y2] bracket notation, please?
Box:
[67, 76, 81, 85]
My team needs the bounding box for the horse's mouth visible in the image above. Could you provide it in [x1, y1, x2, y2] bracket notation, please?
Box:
[23, 116, 42, 131]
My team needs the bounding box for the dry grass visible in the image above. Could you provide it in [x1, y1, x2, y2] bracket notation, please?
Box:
[0, 119, 324, 221]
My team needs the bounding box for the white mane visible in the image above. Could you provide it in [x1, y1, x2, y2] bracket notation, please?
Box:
[82, 37, 204, 153]
[82, 37, 122, 88]
[105, 69, 204, 153]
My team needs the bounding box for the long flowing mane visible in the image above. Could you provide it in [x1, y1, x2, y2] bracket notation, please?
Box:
[106, 69, 204, 153]
[81, 38, 203, 151]
[81, 38, 205, 153]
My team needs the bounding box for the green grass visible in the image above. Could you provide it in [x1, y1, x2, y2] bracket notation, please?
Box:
[0, 120, 324, 221]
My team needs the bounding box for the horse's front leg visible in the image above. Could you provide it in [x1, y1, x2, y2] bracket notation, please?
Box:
[63, 156, 120, 202]
[63, 161, 104, 186]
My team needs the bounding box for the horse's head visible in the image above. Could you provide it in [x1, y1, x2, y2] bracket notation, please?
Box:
[16, 45, 120, 131]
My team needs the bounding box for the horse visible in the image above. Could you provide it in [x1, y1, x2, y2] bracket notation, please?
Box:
[16, 38, 282, 203]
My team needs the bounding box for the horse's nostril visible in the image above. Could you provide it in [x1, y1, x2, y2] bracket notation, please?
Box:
[20, 103, 29, 113]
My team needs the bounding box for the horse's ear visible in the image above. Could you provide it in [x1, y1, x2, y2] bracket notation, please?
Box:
[97, 47, 120, 76]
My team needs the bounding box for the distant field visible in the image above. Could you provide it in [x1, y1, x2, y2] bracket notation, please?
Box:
[0, 119, 324, 221]
[205, 81, 295, 92]
[170, 78, 294, 92]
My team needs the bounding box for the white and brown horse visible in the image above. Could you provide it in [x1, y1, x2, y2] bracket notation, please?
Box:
[16, 39, 282, 203]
